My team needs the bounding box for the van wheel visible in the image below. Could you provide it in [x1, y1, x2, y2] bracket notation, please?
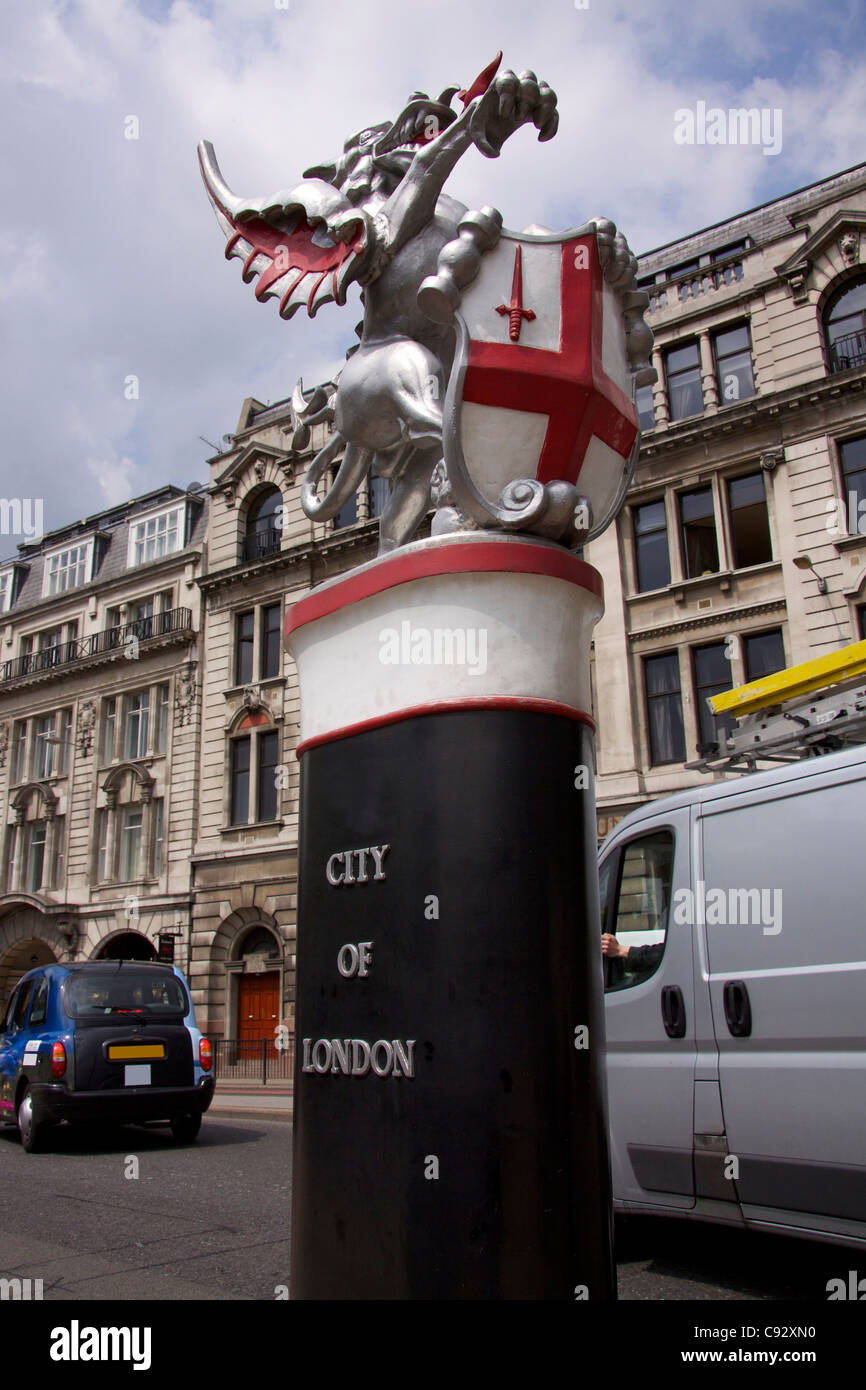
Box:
[17, 1088, 45, 1154]
[170, 1114, 201, 1144]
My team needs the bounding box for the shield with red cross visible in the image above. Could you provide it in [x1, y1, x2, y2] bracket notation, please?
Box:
[441, 226, 640, 538]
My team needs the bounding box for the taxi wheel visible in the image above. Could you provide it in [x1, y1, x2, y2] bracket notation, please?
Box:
[17, 1088, 45, 1154]
[170, 1114, 201, 1144]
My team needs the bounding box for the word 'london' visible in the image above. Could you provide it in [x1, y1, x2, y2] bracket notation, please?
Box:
[302, 1037, 416, 1079]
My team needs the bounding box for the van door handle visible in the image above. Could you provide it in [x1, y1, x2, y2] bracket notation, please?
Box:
[661, 985, 686, 1038]
[723, 980, 752, 1037]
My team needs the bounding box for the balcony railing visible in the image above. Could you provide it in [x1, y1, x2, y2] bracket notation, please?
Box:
[646, 256, 744, 314]
[241, 526, 282, 563]
[0, 607, 193, 685]
[829, 330, 866, 373]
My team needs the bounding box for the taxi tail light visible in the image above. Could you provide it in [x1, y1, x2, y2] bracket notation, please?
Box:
[199, 1038, 213, 1072]
[51, 1042, 67, 1078]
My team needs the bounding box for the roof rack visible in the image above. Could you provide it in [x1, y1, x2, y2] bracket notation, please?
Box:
[686, 639, 866, 774]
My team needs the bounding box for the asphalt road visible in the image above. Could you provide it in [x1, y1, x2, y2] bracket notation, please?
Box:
[0, 1115, 291, 1301]
[0, 1114, 851, 1303]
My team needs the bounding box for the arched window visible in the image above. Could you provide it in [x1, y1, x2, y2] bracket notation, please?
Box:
[228, 709, 281, 826]
[4, 784, 64, 895]
[96, 767, 164, 883]
[825, 277, 866, 372]
[242, 486, 282, 562]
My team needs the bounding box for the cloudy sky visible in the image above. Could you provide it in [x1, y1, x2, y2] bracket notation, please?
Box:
[1, 0, 865, 551]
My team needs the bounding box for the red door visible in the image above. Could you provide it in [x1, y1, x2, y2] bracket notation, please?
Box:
[237, 971, 280, 1056]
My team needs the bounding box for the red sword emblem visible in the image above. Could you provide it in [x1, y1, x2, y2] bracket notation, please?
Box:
[496, 245, 536, 342]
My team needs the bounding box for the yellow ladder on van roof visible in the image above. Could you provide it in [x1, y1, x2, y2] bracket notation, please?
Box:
[710, 639, 866, 719]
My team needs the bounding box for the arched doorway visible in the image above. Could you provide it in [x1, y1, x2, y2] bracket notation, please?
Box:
[95, 932, 157, 961]
[0, 906, 67, 1010]
[235, 926, 281, 1055]
[0, 938, 57, 1011]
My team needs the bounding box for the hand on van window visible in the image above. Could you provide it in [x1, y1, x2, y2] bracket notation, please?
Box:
[601, 934, 629, 959]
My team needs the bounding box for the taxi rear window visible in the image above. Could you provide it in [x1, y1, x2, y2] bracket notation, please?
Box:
[63, 971, 188, 1019]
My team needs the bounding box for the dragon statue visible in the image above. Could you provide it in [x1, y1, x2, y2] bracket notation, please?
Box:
[199, 54, 652, 552]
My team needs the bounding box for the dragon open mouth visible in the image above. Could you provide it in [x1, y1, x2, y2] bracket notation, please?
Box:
[373, 96, 460, 159]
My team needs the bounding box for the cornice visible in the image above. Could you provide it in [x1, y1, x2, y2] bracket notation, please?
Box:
[628, 598, 787, 644]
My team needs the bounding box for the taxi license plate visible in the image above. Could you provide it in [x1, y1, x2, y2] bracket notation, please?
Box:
[108, 1044, 165, 1061]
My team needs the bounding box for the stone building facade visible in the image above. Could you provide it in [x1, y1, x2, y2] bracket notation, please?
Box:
[2, 160, 864, 1035]
[0, 486, 205, 1001]
[587, 160, 866, 837]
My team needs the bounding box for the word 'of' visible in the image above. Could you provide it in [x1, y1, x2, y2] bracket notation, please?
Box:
[301, 1037, 416, 1079]
[326, 844, 389, 886]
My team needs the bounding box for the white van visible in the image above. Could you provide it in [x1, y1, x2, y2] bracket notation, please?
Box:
[599, 743, 866, 1248]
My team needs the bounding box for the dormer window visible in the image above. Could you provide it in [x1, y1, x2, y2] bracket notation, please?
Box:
[43, 539, 94, 597]
[128, 503, 185, 567]
[0, 569, 12, 612]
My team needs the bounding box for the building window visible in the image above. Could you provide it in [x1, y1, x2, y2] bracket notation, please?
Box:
[0, 570, 12, 613]
[333, 491, 358, 531]
[234, 602, 281, 685]
[235, 611, 254, 685]
[692, 641, 735, 751]
[128, 505, 184, 567]
[370, 476, 390, 519]
[714, 323, 755, 404]
[101, 684, 169, 764]
[242, 487, 282, 562]
[124, 692, 150, 760]
[20, 621, 79, 674]
[727, 472, 772, 568]
[261, 604, 281, 680]
[858, 605, 866, 640]
[635, 384, 655, 432]
[119, 806, 143, 881]
[43, 541, 92, 596]
[644, 652, 686, 765]
[633, 500, 670, 592]
[743, 629, 785, 682]
[664, 342, 702, 421]
[825, 277, 866, 373]
[95, 770, 161, 882]
[839, 436, 866, 526]
[230, 738, 250, 824]
[229, 724, 281, 826]
[679, 487, 719, 578]
[9, 709, 72, 783]
[4, 795, 64, 894]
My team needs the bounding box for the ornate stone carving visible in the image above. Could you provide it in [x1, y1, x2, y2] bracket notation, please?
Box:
[76, 700, 96, 757]
[175, 661, 197, 727]
[839, 230, 860, 267]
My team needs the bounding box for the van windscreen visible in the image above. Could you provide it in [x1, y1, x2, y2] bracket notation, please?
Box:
[64, 972, 188, 1018]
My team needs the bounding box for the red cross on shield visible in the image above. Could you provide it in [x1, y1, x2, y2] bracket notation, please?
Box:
[441, 227, 640, 537]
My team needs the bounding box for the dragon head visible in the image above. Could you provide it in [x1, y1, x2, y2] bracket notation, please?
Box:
[303, 54, 503, 204]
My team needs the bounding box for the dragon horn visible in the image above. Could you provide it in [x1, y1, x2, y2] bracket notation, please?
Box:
[197, 140, 245, 227]
[457, 51, 503, 107]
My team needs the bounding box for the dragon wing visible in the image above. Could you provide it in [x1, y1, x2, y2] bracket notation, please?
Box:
[198, 141, 376, 320]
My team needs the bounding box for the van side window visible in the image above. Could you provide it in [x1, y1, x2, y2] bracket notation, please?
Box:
[29, 977, 49, 1027]
[604, 831, 674, 992]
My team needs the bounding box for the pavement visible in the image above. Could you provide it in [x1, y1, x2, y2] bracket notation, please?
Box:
[208, 1079, 293, 1122]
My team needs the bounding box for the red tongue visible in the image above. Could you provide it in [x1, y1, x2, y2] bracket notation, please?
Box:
[458, 51, 503, 107]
